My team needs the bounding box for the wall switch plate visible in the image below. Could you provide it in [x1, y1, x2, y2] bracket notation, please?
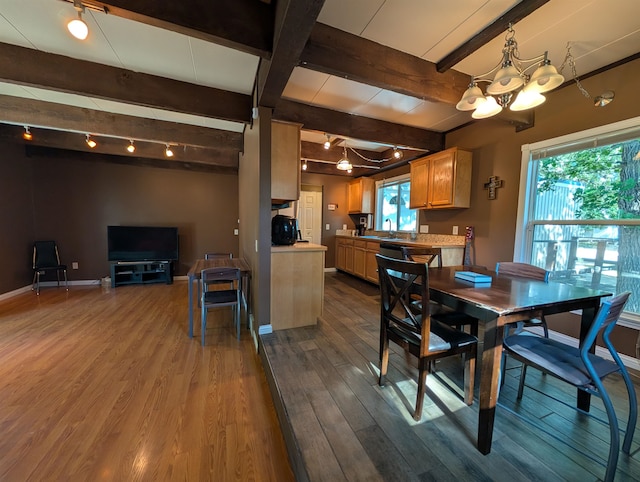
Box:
[233, 228, 239, 235]
[452, 226, 459, 235]
[326, 224, 331, 231]
[419, 224, 429, 234]
[72, 262, 79, 269]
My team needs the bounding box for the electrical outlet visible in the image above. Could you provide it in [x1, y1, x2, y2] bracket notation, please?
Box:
[419, 224, 429, 234]
[72, 262, 79, 269]
[233, 228, 239, 235]
[452, 226, 459, 235]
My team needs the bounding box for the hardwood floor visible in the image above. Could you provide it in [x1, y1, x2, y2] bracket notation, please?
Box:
[261, 272, 640, 482]
[0, 283, 293, 481]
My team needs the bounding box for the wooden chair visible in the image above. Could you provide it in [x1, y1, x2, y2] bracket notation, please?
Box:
[401, 246, 479, 337]
[376, 254, 477, 420]
[32, 240, 69, 295]
[503, 292, 636, 482]
[495, 262, 550, 337]
[201, 267, 241, 344]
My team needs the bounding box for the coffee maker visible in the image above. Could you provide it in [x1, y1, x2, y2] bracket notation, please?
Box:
[356, 224, 366, 236]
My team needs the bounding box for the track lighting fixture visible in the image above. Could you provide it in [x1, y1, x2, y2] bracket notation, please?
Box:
[85, 134, 96, 148]
[127, 140, 135, 153]
[392, 147, 403, 160]
[302, 160, 308, 171]
[324, 134, 331, 150]
[68, 0, 89, 40]
[23, 126, 33, 141]
[165, 144, 174, 157]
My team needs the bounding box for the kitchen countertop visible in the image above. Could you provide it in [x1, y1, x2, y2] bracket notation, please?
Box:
[271, 242, 327, 252]
[335, 233, 465, 248]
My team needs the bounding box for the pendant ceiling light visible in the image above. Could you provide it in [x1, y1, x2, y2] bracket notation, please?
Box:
[336, 146, 353, 171]
[68, 0, 89, 40]
[457, 24, 564, 118]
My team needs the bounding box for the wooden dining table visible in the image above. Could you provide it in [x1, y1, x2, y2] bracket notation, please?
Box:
[186, 257, 251, 338]
[425, 265, 612, 455]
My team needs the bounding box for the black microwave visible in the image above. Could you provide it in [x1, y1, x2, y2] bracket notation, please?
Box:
[272, 215, 298, 246]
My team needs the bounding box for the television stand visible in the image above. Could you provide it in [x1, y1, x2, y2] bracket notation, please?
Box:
[110, 260, 172, 288]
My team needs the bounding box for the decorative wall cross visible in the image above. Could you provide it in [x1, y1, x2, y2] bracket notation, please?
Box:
[483, 175, 503, 200]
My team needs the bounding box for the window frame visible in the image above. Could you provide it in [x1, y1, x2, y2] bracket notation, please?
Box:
[374, 174, 416, 232]
[515, 115, 640, 327]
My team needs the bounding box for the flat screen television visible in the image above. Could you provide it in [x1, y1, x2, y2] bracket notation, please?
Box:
[107, 225, 179, 262]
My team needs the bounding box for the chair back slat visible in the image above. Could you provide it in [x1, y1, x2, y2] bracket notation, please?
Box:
[201, 267, 240, 284]
[376, 254, 431, 340]
[205, 253, 232, 260]
[400, 246, 443, 268]
[496, 261, 550, 281]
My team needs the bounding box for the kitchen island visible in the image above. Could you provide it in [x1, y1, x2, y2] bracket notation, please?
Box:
[271, 242, 327, 330]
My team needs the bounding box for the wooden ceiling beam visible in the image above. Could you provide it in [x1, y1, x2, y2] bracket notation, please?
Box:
[0, 42, 251, 124]
[25, 144, 237, 174]
[300, 23, 470, 106]
[256, 0, 325, 107]
[92, 0, 274, 58]
[436, 0, 551, 72]
[0, 95, 243, 150]
[275, 100, 444, 153]
[1, 125, 238, 167]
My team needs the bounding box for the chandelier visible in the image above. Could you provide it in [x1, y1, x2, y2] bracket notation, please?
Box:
[456, 24, 564, 119]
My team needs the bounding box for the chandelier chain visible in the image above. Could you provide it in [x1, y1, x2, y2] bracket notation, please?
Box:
[559, 44, 591, 99]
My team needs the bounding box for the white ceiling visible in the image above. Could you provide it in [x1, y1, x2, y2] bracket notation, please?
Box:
[0, 0, 639, 148]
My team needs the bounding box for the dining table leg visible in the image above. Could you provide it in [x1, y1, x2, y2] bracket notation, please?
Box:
[477, 316, 505, 454]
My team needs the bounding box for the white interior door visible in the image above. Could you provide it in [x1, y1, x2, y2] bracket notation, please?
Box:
[298, 190, 322, 244]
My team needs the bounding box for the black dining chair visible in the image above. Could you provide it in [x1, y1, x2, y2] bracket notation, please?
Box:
[376, 254, 478, 420]
[503, 291, 636, 482]
[32, 240, 69, 295]
[201, 267, 242, 344]
[401, 246, 479, 337]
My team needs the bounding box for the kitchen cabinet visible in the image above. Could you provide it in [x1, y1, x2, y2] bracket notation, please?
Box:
[336, 238, 379, 283]
[335, 235, 464, 284]
[409, 147, 472, 209]
[271, 243, 327, 330]
[348, 177, 375, 214]
[271, 120, 301, 203]
[353, 240, 367, 278]
[336, 237, 354, 272]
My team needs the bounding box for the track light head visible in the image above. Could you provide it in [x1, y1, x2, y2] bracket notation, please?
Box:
[127, 140, 135, 153]
[86, 134, 96, 148]
[23, 126, 33, 141]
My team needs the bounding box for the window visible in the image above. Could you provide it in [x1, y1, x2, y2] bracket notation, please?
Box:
[375, 175, 417, 232]
[516, 117, 640, 321]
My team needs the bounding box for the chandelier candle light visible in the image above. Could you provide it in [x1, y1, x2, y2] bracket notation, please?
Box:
[456, 24, 564, 119]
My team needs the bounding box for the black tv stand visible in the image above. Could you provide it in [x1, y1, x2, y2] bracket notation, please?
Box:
[110, 260, 172, 288]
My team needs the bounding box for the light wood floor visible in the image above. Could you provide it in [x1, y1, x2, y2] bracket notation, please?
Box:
[0, 282, 293, 481]
[261, 272, 640, 482]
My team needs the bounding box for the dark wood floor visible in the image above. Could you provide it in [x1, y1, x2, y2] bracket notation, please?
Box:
[260, 272, 640, 482]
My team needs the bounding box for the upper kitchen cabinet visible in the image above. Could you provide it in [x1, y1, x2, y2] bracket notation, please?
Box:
[271, 121, 302, 203]
[409, 147, 472, 209]
[348, 177, 375, 214]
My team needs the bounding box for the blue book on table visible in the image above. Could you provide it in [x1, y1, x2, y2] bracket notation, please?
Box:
[455, 271, 492, 284]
